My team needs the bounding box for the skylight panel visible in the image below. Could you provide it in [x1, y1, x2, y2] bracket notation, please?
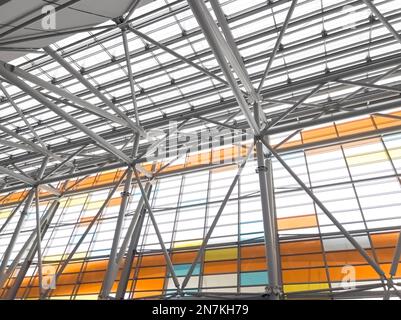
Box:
[91, 68, 126, 86]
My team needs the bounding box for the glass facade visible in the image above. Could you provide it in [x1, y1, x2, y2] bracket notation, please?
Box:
[1, 110, 401, 299]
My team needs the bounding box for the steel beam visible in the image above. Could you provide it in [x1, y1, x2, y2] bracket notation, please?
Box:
[121, 29, 141, 125]
[0, 2, 397, 125]
[196, 116, 239, 131]
[139, 118, 189, 159]
[263, 95, 401, 135]
[42, 145, 86, 179]
[337, 64, 401, 104]
[0, 122, 65, 164]
[6, 200, 60, 300]
[257, 0, 298, 93]
[208, 0, 267, 124]
[41, 169, 129, 299]
[195, 0, 262, 106]
[0, 139, 33, 152]
[390, 230, 401, 279]
[265, 154, 282, 287]
[260, 52, 401, 99]
[193, 0, 258, 101]
[4, 115, 401, 196]
[373, 112, 401, 121]
[0, 165, 35, 185]
[336, 79, 401, 94]
[2, 51, 401, 175]
[127, 26, 229, 88]
[0, 158, 47, 288]
[43, 46, 145, 137]
[0, 200, 59, 299]
[0, 81, 48, 151]
[260, 138, 388, 278]
[273, 111, 325, 150]
[10, 64, 134, 130]
[187, 0, 260, 133]
[125, 0, 142, 21]
[0, 62, 133, 165]
[362, 0, 401, 45]
[265, 83, 324, 130]
[209, 0, 247, 77]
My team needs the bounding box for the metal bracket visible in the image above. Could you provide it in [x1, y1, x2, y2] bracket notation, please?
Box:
[264, 285, 284, 298]
[256, 165, 268, 173]
[120, 191, 131, 197]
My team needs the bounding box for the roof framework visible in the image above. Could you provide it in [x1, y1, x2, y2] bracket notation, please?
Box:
[1, 0, 401, 300]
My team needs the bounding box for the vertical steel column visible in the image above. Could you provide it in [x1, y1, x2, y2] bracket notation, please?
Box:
[100, 130, 141, 298]
[115, 181, 151, 265]
[99, 169, 133, 299]
[261, 138, 387, 278]
[254, 105, 281, 300]
[264, 137, 401, 297]
[0, 158, 48, 288]
[34, 187, 43, 298]
[265, 155, 282, 287]
[115, 183, 152, 299]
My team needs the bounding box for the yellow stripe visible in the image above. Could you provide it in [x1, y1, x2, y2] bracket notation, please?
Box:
[283, 282, 330, 293]
[0, 209, 12, 219]
[205, 248, 237, 261]
[347, 147, 401, 166]
[173, 240, 202, 249]
[347, 151, 388, 166]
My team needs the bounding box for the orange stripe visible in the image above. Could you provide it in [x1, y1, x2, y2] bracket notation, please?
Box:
[277, 214, 317, 230]
[4, 232, 400, 299]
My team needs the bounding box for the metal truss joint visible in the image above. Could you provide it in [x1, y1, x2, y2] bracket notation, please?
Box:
[120, 191, 131, 197]
[263, 285, 284, 299]
[256, 165, 268, 173]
